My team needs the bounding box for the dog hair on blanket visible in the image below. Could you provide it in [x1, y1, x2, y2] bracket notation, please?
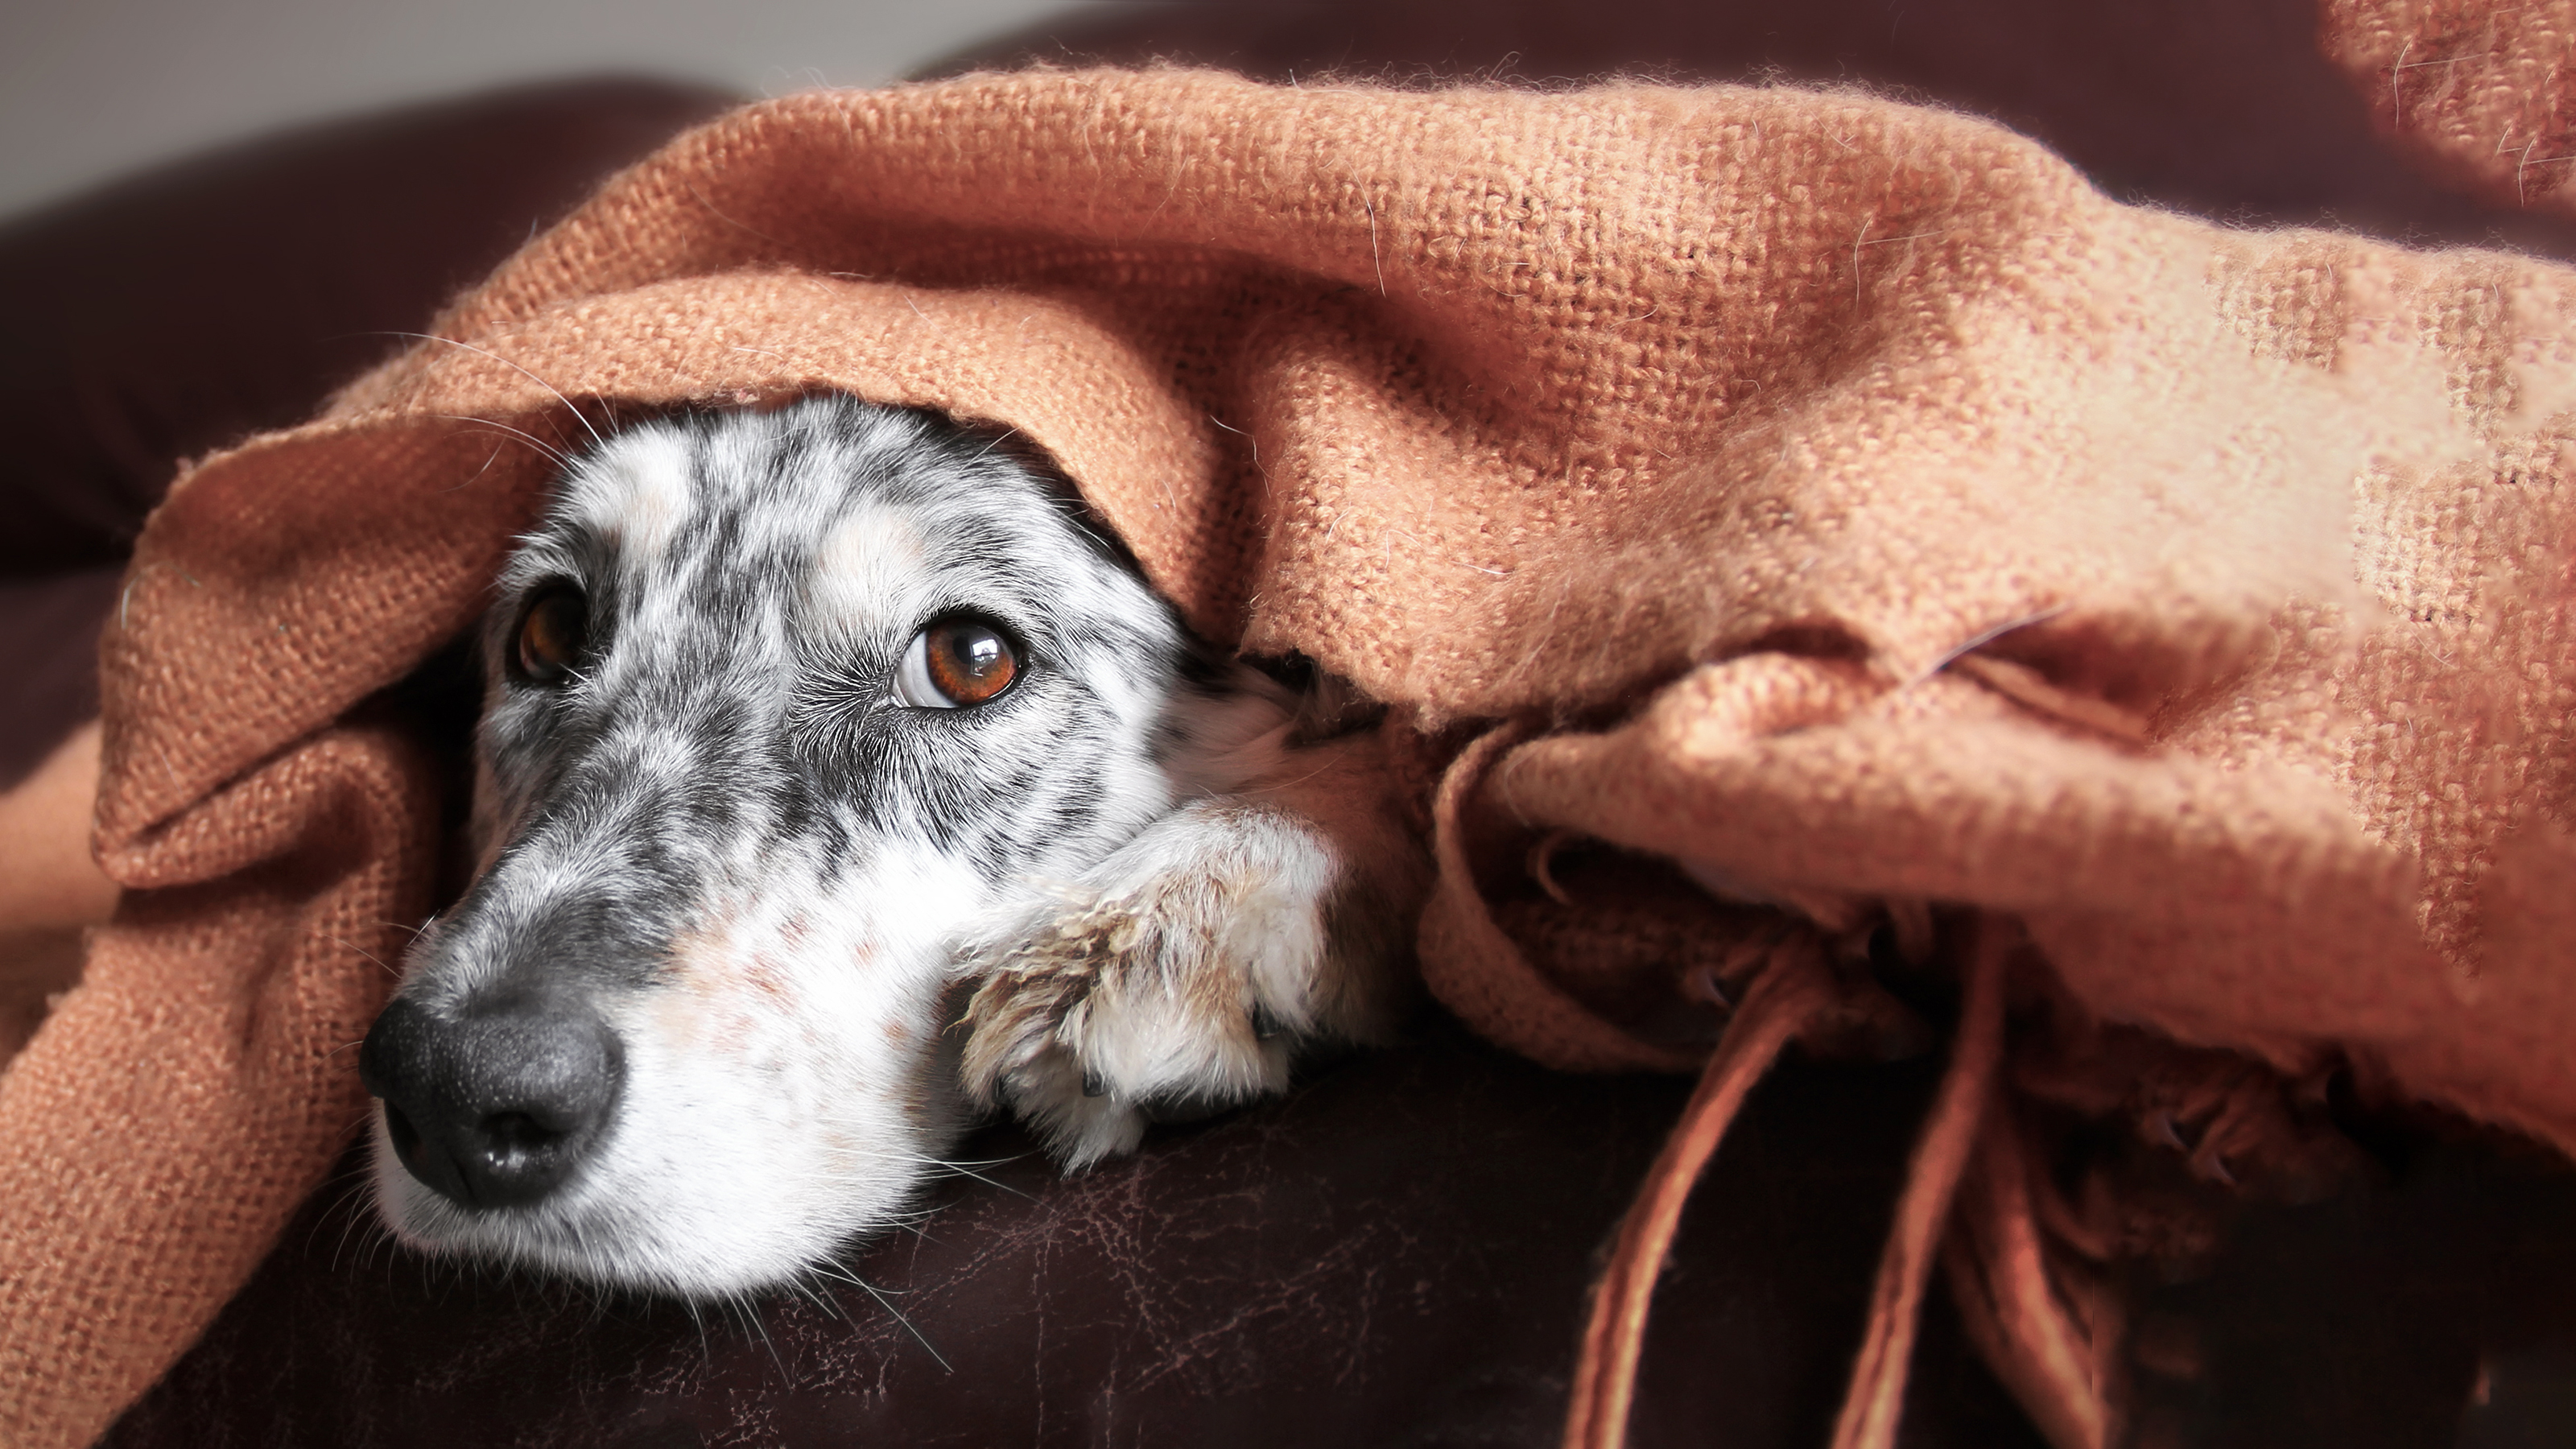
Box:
[357, 394, 1424, 1297]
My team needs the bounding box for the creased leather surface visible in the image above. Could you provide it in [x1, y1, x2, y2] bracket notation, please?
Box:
[104, 1024, 2042, 1449]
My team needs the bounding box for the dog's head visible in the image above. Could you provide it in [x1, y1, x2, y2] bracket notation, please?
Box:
[359, 396, 1224, 1295]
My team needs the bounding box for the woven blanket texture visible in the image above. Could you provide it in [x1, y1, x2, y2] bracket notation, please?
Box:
[7, 40, 2576, 1449]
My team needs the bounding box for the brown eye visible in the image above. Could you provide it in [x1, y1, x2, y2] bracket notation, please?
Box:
[894, 617, 1019, 709]
[512, 585, 588, 686]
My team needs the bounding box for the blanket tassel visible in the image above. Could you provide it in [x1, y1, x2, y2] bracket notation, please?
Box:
[1941, 1108, 2110, 1449]
[1561, 943, 1836, 1449]
[1827, 923, 2009, 1449]
[1563, 919, 2018, 1449]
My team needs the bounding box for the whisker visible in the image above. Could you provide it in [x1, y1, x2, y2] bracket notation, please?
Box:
[317, 931, 399, 980]
[826, 1146, 1035, 1199]
[842, 1272, 953, 1372]
[375, 331, 607, 452]
[431, 414, 572, 469]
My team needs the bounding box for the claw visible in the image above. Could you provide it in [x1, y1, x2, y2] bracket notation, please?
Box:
[1081, 1068, 1107, 1099]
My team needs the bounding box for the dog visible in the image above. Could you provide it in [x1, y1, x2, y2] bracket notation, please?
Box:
[357, 394, 1426, 1298]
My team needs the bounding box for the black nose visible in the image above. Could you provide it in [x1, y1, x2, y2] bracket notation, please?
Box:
[358, 993, 625, 1210]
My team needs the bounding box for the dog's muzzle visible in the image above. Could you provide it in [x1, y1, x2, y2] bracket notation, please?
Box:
[359, 993, 627, 1210]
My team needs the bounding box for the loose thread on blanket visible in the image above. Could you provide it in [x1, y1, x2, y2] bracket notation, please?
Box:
[1827, 919, 2012, 1449]
[1941, 1111, 2108, 1449]
[1562, 943, 1838, 1449]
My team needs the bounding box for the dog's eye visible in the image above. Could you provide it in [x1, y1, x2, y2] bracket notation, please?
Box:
[895, 617, 1019, 708]
[511, 585, 588, 686]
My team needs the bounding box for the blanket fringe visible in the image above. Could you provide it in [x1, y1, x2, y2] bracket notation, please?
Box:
[1827, 920, 2010, 1449]
[1941, 1108, 2112, 1449]
[1563, 917, 2022, 1449]
[1561, 939, 1838, 1449]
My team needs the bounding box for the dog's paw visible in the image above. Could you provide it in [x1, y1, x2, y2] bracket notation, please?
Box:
[959, 801, 1368, 1166]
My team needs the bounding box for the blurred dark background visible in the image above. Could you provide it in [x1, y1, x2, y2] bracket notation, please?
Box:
[0, 0, 1071, 221]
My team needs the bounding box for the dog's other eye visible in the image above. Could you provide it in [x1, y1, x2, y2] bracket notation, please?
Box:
[511, 584, 589, 686]
[894, 616, 1019, 708]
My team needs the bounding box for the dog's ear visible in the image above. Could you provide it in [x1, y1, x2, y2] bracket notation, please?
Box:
[1247, 650, 1387, 744]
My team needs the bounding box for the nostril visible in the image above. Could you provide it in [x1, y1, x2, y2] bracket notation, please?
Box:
[475, 1110, 570, 1174]
[483, 1110, 564, 1150]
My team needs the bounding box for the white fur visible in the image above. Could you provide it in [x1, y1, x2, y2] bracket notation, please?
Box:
[367, 398, 1424, 1296]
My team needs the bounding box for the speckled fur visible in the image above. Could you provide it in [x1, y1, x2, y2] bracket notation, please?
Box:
[368, 396, 1423, 1297]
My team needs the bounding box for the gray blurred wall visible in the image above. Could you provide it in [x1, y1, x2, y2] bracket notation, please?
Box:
[0, 0, 1083, 221]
